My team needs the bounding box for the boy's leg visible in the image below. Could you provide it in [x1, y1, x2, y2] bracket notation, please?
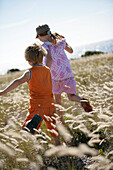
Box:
[44, 107, 61, 145]
[53, 136, 61, 145]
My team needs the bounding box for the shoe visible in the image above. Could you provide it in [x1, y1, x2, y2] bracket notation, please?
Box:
[80, 98, 93, 112]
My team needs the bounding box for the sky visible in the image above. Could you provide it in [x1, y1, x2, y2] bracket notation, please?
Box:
[0, 0, 113, 74]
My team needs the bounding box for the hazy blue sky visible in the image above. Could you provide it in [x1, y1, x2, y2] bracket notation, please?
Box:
[0, 0, 113, 73]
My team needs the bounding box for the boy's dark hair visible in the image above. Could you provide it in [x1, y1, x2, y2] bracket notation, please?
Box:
[25, 43, 47, 65]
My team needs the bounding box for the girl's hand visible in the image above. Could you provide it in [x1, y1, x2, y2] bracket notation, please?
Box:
[60, 35, 65, 38]
[0, 90, 4, 96]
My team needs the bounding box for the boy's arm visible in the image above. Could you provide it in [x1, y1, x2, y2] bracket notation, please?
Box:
[46, 50, 52, 68]
[65, 43, 73, 54]
[0, 70, 30, 96]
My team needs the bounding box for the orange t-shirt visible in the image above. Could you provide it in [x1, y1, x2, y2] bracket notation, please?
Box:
[27, 65, 55, 108]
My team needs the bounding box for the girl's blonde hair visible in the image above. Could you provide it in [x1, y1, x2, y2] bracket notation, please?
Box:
[25, 43, 47, 65]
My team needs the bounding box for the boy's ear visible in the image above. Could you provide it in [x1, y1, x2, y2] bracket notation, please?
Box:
[28, 61, 32, 66]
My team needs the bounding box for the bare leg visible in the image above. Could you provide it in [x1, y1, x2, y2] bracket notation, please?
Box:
[54, 93, 65, 125]
[53, 135, 61, 145]
[67, 94, 82, 102]
[67, 94, 93, 112]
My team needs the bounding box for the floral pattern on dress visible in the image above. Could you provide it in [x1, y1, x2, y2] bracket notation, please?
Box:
[60, 72, 64, 79]
[42, 38, 74, 81]
[57, 59, 60, 66]
[51, 70, 56, 77]
[66, 67, 71, 73]
[60, 54, 65, 60]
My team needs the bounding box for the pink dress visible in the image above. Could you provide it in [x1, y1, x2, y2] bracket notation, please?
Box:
[42, 38, 76, 94]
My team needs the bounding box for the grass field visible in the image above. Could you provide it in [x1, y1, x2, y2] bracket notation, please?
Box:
[0, 52, 113, 170]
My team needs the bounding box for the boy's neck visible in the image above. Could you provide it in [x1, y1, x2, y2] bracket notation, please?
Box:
[32, 62, 43, 66]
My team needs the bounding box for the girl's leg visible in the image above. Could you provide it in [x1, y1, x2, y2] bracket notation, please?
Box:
[54, 93, 65, 125]
[67, 93, 82, 102]
[67, 93, 93, 112]
[54, 93, 62, 105]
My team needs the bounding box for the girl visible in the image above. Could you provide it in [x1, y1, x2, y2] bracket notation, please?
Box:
[35, 24, 92, 123]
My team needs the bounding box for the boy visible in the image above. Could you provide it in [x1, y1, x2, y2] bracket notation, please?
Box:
[0, 43, 60, 145]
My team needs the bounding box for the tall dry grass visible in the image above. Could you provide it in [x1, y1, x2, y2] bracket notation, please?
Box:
[0, 52, 113, 169]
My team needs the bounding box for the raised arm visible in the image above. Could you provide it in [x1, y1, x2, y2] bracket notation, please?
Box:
[65, 43, 73, 54]
[0, 70, 30, 96]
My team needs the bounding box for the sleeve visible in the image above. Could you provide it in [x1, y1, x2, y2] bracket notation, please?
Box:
[42, 43, 49, 50]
